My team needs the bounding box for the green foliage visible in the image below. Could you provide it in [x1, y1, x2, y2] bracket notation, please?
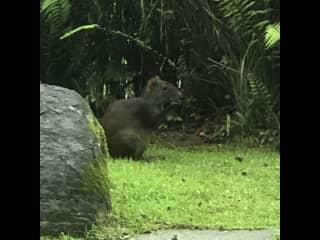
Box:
[40, 0, 71, 34]
[208, 0, 280, 143]
[272, 234, 280, 240]
[229, 72, 279, 146]
[218, 0, 272, 38]
[265, 23, 280, 49]
[60, 24, 100, 40]
[248, 73, 272, 108]
[40, 0, 279, 142]
[40, 232, 76, 240]
[256, 129, 279, 146]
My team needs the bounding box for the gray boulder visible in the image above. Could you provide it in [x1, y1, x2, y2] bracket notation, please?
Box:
[40, 84, 111, 236]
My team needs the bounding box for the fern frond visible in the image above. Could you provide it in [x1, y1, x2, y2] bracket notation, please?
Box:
[240, 1, 256, 14]
[248, 73, 272, 108]
[265, 23, 280, 49]
[40, 0, 71, 33]
[254, 20, 270, 31]
[218, 0, 271, 38]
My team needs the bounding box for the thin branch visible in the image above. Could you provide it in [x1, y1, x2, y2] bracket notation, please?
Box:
[208, 58, 239, 73]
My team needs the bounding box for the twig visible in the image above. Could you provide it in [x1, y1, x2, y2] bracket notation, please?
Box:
[208, 58, 239, 73]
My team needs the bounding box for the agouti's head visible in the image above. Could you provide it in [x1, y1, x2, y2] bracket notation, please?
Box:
[142, 76, 183, 109]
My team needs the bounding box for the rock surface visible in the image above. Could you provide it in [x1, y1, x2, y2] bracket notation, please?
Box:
[134, 229, 278, 240]
[40, 84, 111, 236]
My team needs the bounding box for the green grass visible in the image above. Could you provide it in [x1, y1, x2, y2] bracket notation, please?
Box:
[41, 144, 280, 239]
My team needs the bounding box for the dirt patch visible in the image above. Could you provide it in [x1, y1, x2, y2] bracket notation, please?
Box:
[151, 131, 207, 147]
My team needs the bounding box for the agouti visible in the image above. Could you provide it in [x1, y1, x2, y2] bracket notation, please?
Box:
[102, 76, 182, 159]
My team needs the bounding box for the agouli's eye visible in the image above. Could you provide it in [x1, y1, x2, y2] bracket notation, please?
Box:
[163, 86, 168, 91]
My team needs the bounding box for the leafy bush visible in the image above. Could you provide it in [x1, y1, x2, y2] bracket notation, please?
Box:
[40, 0, 279, 146]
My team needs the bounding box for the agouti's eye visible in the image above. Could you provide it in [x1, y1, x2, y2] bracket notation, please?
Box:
[162, 86, 168, 91]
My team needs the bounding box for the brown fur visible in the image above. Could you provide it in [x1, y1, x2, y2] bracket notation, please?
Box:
[102, 76, 182, 159]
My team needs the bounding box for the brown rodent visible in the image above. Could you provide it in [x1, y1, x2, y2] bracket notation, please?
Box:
[102, 76, 182, 159]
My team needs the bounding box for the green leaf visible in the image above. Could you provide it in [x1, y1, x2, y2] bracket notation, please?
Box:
[60, 24, 101, 40]
[265, 23, 280, 49]
[41, 0, 71, 31]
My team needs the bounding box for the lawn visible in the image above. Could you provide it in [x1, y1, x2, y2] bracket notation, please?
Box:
[41, 144, 280, 240]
